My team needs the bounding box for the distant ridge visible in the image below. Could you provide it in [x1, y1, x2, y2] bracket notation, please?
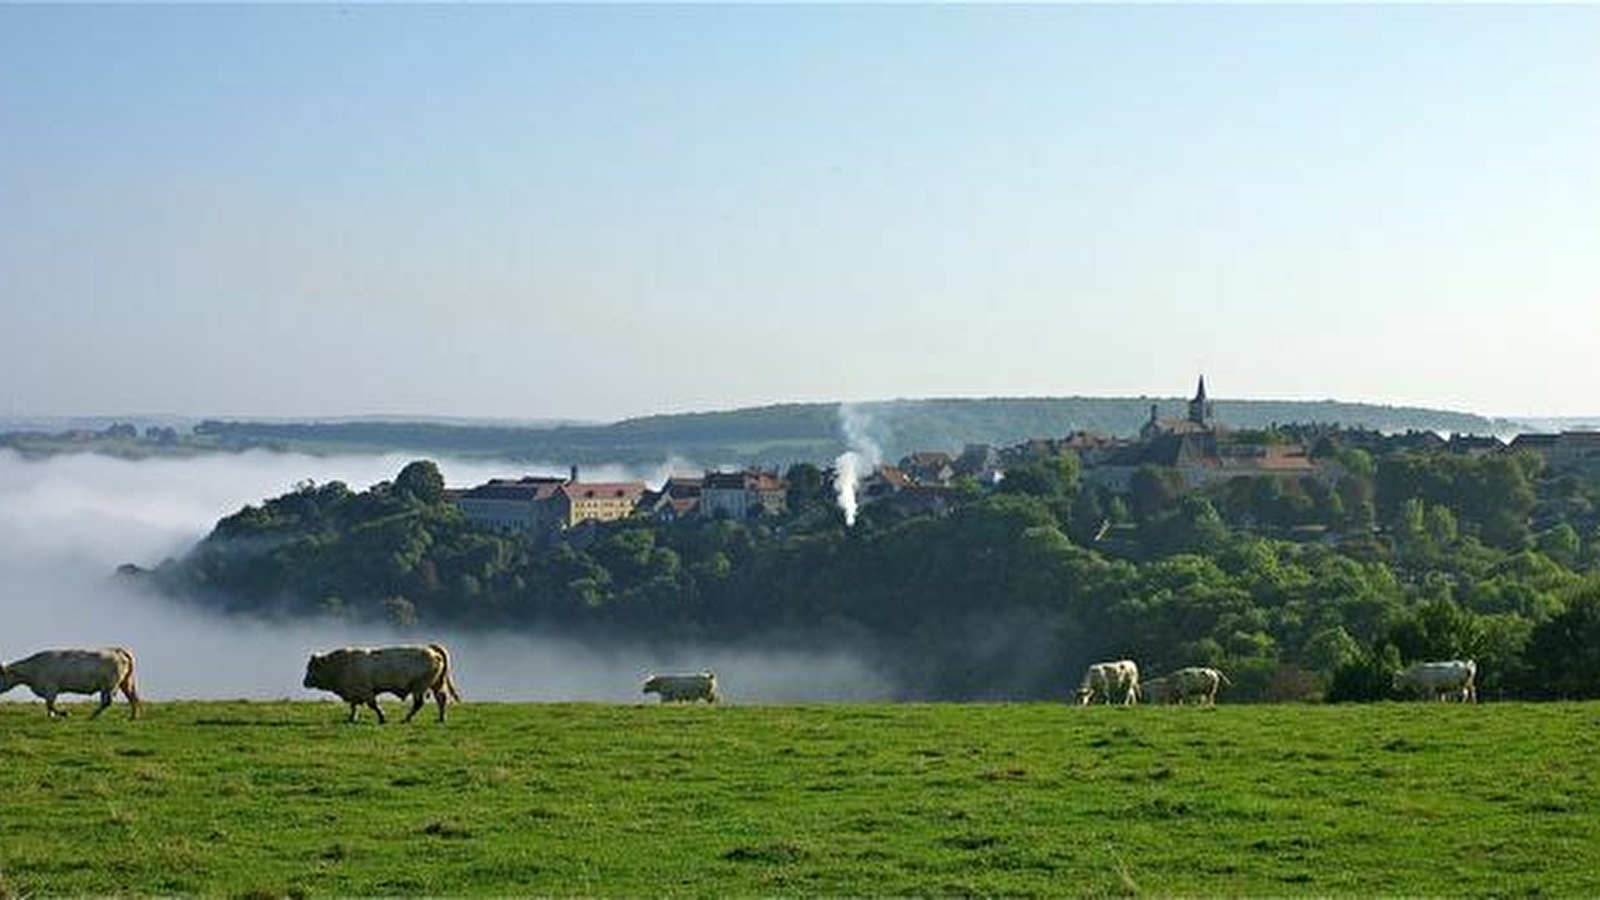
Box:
[174, 396, 1516, 467]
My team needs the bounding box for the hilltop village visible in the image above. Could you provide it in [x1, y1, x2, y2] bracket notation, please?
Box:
[450, 378, 1600, 540]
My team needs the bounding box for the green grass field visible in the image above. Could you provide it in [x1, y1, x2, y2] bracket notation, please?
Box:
[1, 700, 1596, 897]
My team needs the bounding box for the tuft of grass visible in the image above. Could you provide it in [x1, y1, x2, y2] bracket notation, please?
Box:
[420, 820, 475, 840]
[721, 842, 810, 864]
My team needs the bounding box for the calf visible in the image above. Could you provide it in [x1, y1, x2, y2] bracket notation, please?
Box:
[643, 671, 719, 704]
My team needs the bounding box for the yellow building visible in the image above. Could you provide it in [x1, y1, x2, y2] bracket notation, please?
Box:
[556, 481, 646, 527]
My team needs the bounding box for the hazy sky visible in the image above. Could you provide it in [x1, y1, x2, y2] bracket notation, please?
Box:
[2, 5, 1596, 421]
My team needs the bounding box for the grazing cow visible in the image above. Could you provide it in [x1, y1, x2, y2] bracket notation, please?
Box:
[302, 644, 461, 723]
[1394, 660, 1477, 703]
[643, 671, 718, 704]
[0, 647, 140, 719]
[1075, 660, 1140, 706]
[1168, 667, 1231, 705]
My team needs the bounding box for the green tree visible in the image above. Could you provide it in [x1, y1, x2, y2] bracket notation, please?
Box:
[1520, 587, 1600, 698]
[1388, 597, 1482, 664]
[1536, 524, 1581, 569]
[395, 460, 446, 505]
[1130, 466, 1185, 522]
[997, 455, 1080, 500]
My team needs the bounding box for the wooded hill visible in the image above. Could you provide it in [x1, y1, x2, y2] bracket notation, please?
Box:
[139, 434, 1600, 703]
[181, 397, 1509, 465]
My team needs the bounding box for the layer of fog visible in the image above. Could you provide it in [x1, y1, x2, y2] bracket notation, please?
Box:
[0, 449, 891, 703]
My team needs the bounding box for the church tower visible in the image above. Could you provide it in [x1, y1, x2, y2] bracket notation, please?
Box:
[1187, 375, 1215, 428]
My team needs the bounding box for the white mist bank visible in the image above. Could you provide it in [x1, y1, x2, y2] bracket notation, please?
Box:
[0, 449, 891, 702]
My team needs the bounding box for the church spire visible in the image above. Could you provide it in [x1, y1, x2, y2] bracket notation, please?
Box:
[1188, 375, 1215, 427]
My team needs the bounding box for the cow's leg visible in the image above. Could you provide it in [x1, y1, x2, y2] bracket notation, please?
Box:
[121, 674, 141, 719]
[91, 688, 114, 718]
[45, 692, 64, 718]
[433, 687, 448, 722]
[347, 702, 360, 723]
[404, 691, 426, 723]
[368, 699, 386, 724]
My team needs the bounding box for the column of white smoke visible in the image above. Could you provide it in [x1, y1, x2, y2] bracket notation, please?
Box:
[832, 403, 882, 527]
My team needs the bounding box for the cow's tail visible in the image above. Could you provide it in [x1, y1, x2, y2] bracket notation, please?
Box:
[1215, 670, 1233, 686]
[430, 643, 462, 701]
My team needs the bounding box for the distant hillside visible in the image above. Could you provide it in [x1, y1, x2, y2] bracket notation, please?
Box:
[176, 396, 1510, 467]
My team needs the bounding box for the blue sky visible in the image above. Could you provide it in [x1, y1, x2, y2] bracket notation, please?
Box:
[2, 5, 1596, 421]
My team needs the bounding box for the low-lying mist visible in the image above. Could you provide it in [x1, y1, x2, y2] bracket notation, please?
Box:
[0, 449, 892, 703]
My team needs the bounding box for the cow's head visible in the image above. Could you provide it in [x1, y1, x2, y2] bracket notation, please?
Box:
[641, 675, 660, 695]
[303, 653, 328, 690]
[1074, 686, 1094, 706]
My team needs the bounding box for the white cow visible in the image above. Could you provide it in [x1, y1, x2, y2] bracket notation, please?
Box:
[1168, 667, 1231, 705]
[302, 644, 462, 723]
[1076, 660, 1140, 706]
[0, 647, 141, 718]
[643, 671, 719, 704]
[1394, 660, 1477, 703]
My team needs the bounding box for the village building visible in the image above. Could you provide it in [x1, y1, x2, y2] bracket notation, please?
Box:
[953, 444, 1003, 484]
[639, 476, 704, 522]
[1086, 377, 1326, 493]
[859, 464, 914, 503]
[1447, 434, 1506, 457]
[699, 470, 788, 519]
[555, 479, 647, 527]
[1387, 430, 1450, 454]
[1139, 376, 1219, 441]
[453, 475, 568, 534]
[1510, 431, 1600, 474]
[899, 451, 956, 486]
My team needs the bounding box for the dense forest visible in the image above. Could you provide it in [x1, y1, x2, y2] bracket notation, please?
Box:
[9, 396, 1508, 464]
[138, 436, 1600, 702]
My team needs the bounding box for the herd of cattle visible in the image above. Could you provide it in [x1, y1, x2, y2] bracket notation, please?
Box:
[1073, 658, 1479, 705]
[0, 645, 1479, 719]
[0, 644, 719, 720]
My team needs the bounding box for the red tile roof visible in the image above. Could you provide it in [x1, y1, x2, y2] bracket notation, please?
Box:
[559, 482, 646, 500]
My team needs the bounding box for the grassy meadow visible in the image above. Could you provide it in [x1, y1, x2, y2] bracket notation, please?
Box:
[1, 700, 1597, 896]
